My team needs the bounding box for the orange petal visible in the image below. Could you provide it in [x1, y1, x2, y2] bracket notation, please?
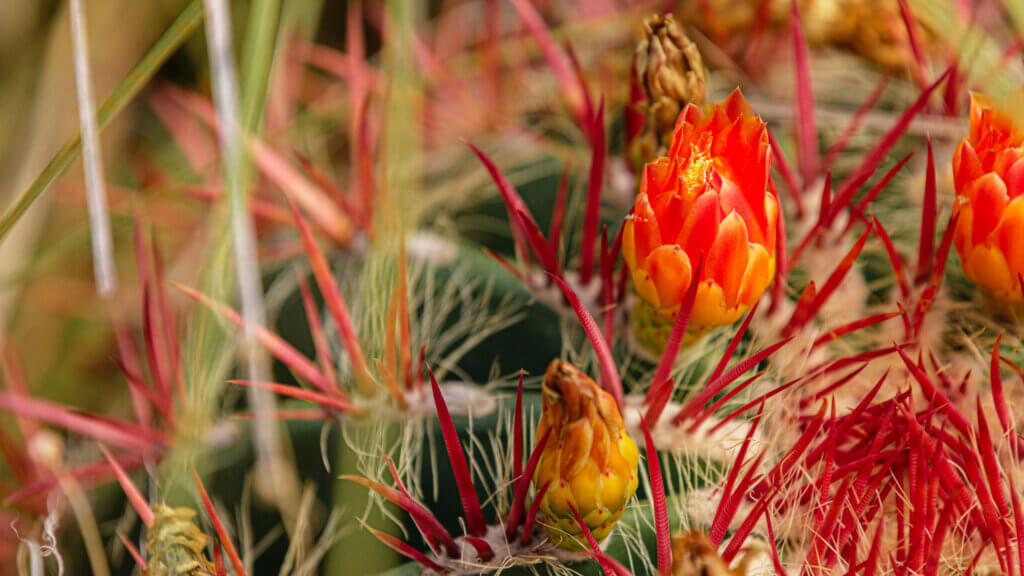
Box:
[623, 219, 638, 271]
[644, 245, 693, 310]
[763, 192, 779, 255]
[953, 203, 974, 261]
[673, 103, 704, 135]
[718, 177, 763, 244]
[993, 148, 1024, 180]
[714, 131, 769, 227]
[968, 173, 1009, 246]
[710, 117, 741, 158]
[642, 158, 676, 200]
[676, 192, 721, 261]
[969, 93, 997, 142]
[631, 193, 662, 263]
[953, 141, 983, 193]
[1006, 156, 1024, 198]
[559, 419, 594, 479]
[690, 281, 744, 328]
[994, 196, 1024, 279]
[651, 190, 688, 243]
[707, 211, 750, 308]
[720, 88, 754, 121]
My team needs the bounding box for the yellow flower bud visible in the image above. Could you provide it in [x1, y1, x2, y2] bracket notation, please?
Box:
[533, 360, 640, 549]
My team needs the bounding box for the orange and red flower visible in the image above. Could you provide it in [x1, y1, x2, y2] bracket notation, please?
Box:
[623, 89, 779, 347]
[952, 91, 1024, 302]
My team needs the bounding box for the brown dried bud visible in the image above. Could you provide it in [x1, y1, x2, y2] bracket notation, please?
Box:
[833, 0, 933, 73]
[676, 0, 936, 74]
[630, 14, 708, 169]
[143, 505, 216, 576]
[671, 531, 756, 576]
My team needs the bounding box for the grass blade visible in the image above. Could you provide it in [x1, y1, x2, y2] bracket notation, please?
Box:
[0, 1, 204, 243]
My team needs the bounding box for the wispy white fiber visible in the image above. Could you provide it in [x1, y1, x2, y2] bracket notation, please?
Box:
[202, 0, 279, 463]
[69, 0, 116, 296]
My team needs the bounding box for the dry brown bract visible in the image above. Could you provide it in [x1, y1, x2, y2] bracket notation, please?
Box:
[631, 14, 709, 165]
[143, 505, 216, 576]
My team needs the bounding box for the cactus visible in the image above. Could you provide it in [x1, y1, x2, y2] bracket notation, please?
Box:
[3, 1, 1024, 576]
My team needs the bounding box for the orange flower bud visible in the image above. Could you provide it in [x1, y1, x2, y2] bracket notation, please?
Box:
[952, 91, 1024, 302]
[534, 360, 639, 549]
[623, 89, 779, 350]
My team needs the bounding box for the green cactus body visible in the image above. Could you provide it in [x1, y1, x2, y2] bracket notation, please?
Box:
[631, 298, 709, 355]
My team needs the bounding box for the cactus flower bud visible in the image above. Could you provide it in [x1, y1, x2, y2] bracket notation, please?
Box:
[533, 360, 640, 549]
[952, 90, 1024, 302]
[676, 0, 936, 75]
[671, 531, 753, 576]
[629, 14, 708, 171]
[623, 89, 779, 351]
[144, 505, 216, 576]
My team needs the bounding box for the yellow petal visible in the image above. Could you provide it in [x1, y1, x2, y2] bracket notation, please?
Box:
[644, 244, 693, 310]
[965, 243, 1016, 298]
[689, 280, 738, 328]
[763, 192, 779, 256]
[738, 243, 774, 307]
[631, 266, 662, 309]
[569, 459, 601, 517]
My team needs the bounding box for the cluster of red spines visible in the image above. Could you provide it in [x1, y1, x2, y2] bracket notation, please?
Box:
[0, 221, 179, 511]
[703, 337, 1024, 576]
[347, 369, 554, 572]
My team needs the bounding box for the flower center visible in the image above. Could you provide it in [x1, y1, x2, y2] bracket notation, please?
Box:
[681, 134, 714, 195]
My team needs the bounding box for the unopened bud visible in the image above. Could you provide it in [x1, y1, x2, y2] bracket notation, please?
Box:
[630, 14, 708, 170]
